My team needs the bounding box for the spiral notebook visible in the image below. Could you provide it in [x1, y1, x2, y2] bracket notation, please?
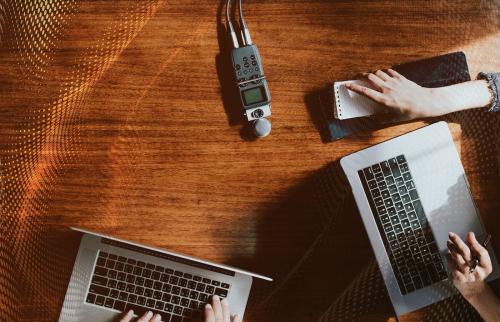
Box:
[333, 80, 387, 120]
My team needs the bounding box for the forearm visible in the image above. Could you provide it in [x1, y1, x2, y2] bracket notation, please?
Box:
[431, 80, 493, 115]
[465, 283, 500, 322]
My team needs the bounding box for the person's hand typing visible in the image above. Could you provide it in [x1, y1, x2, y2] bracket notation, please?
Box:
[119, 310, 161, 322]
[446, 231, 492, 300]
[204, 296, 240, 322]
[118, 296, 240, 322]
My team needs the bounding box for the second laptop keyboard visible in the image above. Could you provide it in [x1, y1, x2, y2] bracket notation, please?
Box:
[358, 154, 448, 295]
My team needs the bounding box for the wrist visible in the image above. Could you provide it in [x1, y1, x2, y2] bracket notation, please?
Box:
[428, 80, 493, 115]
[461, 281, 489, 302]
[427, 88, 452, 116]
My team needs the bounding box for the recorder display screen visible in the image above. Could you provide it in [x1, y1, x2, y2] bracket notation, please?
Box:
[242, 86, 266, 105]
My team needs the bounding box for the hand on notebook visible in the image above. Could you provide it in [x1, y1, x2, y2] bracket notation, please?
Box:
[204, 296, 240, 322]
[345, 69, 442, 120]
[345, 69, 493, 121]
[446, 232, 492, 299]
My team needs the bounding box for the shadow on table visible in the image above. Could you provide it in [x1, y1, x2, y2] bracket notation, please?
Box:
[225, 161, 395, 322]
[304, 87, 335, 143]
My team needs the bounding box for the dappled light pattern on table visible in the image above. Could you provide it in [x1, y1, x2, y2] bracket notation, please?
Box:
[0, 0, 163, 320]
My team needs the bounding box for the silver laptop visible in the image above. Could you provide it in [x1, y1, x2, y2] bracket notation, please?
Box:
[340, 121, 499, 317]
[59, 227, 272, 322]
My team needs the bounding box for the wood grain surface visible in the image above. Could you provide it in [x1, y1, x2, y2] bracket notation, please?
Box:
[0, 0, 499, 321]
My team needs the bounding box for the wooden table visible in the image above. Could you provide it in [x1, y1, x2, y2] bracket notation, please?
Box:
[0, 1, 499, 321]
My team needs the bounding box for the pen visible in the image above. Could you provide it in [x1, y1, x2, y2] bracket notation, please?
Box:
[469, 234, 491, 273]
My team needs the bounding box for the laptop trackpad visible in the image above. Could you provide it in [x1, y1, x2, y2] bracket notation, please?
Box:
[427, 175, 484, 251]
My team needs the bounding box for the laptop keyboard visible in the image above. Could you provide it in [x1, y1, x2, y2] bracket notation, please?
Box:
[358, 154, 448, 295]
[85, 251, 231, 321]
